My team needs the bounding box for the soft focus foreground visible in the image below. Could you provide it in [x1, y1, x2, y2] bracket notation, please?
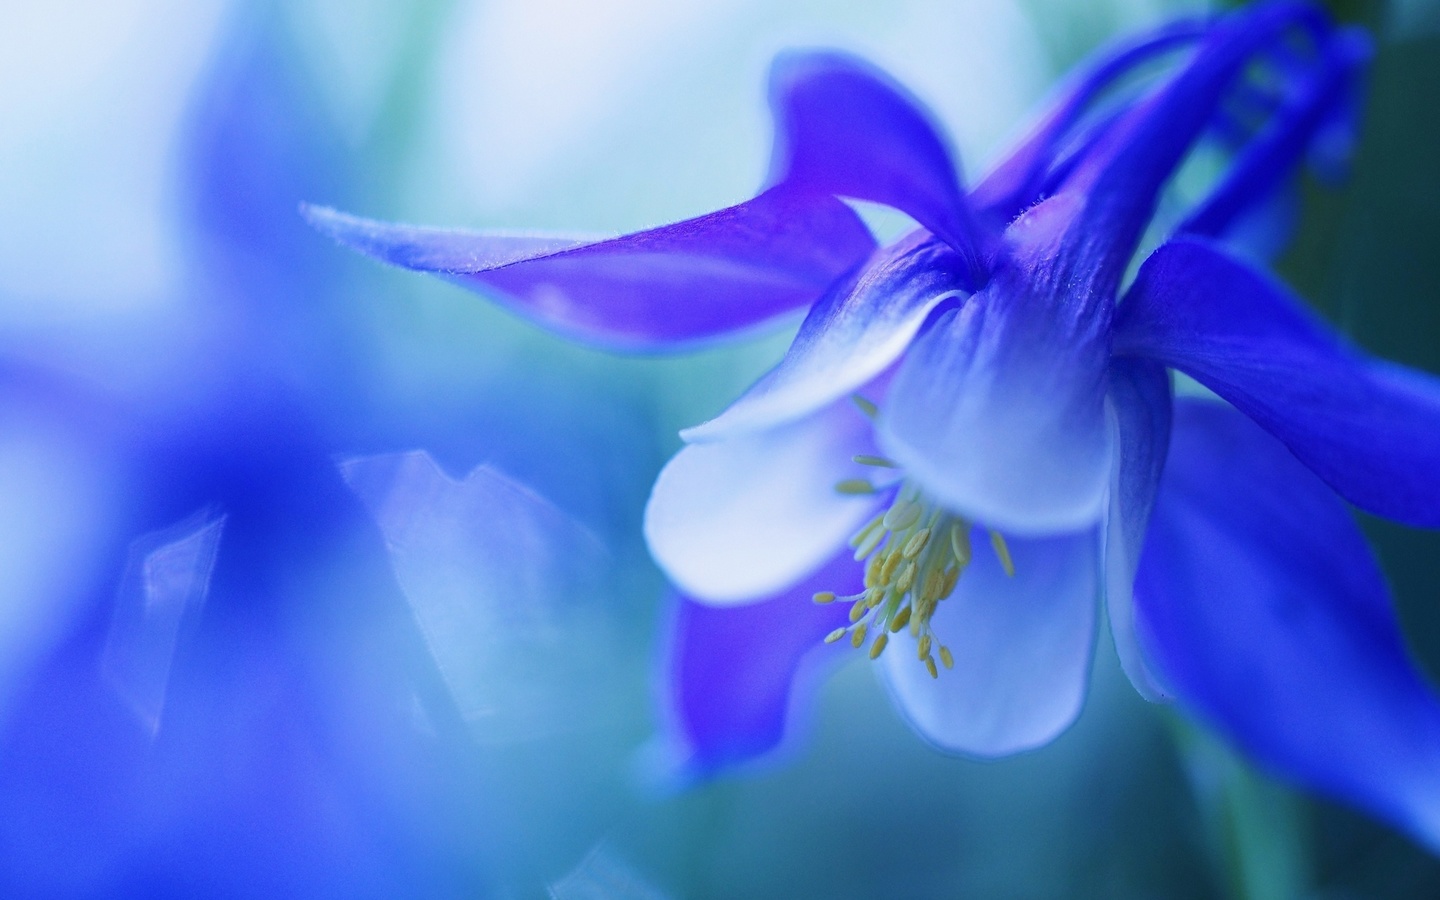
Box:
[3, 1, 1440, 898]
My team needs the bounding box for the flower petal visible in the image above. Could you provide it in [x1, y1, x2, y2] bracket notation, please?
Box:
[341, 451, 614, 741]
[302, 186, 875, 350]
[1179, 27, 1369, 240]
[880, 527, 1100, 757]
[645, 397, 884, 602]
[681, 232, 968, 440]
[661, 548, 858, 779]
[877, 244, 1114, 535]
[766, 50, 986, 281]
[1114, 237, 1440, 528]
[970, 20, 1203, 222]
[1134, 400, 1440, 851]
[1051, 2, 1332, 296]
[1103, 359, 1172, 702]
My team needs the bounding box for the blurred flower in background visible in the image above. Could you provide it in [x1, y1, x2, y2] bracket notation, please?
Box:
[2, 0, 1439, 898]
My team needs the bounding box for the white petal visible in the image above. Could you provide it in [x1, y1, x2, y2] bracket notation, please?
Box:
[880, 526, 1100, 756]
[646, 397, 886, 603]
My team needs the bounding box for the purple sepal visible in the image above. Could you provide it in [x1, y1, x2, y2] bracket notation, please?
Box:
[1136, 400, 1440, 852]
[303, 185, 874, 351]
[1115, 237, 1440, 528]
[659, 548, 859, 779]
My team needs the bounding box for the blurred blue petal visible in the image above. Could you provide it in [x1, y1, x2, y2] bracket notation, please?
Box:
[0, 5, 658, 894]
[341, 450, 611, 741]
[1136, 400, 1440, 851]
[100, 508, 225, 736]
[548, 844, 671, 900]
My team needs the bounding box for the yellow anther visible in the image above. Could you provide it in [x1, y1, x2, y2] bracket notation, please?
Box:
[896, 561, 917, 594]
[902, 528, 931, 559]
[869, 633, 889, 659]
[941, 567, 960, 598]
[864, 553, 883, 589]
[913, 595, 934, 624]
[880, 549, 903, 585]
[950, 523, 972, 566]
[919, 570, 941, 603]
[851, 395, 879, 418]
[990, 530, 1015, 577]
[853, 454, 896, 468]
[818, 477, 965, 676]
[883, 500, 921, 531]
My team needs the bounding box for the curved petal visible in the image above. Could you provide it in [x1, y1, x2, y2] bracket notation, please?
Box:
[645, 397, 885, 602]
[302, 186, 875, 350]
[682, 232, 968, 441]
[880, 527, 1100, 757]
[1103, 359, 1172, 702]
[1135, 400, 1440, 851]
[341, 451, 613, 739]
[1050, 2, 1333, 297]
[970, 20, 1203, 221]
[877, 248, 1113, 535]
[659, 547, 860, 780]
[1114, 237, 1440, 528]
[767, 50, 986, 281]
[1179, 27, 1369, 240]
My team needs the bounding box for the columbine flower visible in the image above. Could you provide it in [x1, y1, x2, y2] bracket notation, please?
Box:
[309, 2, 1440, 849]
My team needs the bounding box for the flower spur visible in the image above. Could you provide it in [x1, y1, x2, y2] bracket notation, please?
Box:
[308, 1, 1440, 851]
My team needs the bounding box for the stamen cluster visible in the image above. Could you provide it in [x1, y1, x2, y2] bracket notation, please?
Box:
[814, 398, 1015, 678]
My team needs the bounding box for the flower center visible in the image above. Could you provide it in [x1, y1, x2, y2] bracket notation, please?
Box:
[813, 396, 1016, 678]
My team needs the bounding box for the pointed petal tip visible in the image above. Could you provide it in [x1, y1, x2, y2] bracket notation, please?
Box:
[298, 202, 349, 243]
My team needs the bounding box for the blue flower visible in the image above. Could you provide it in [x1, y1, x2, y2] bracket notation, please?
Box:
[309, 2, 1440, 850]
